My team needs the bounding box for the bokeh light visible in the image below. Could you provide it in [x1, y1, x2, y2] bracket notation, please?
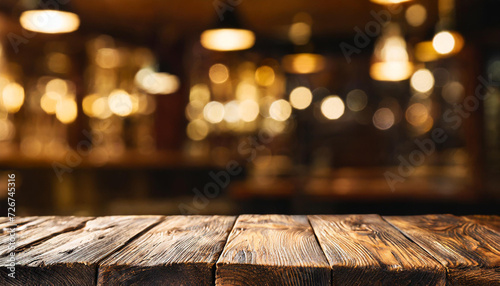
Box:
[405, 4, 427, 27]
[289, 22, 311, 45]
[189, 84, 210, 103]
[204, 101, 225, 123]
[442, 81, 465, 104]
[135, 68, 180, 94]
[433, 31, 455, 54]
[373, 108, 395, 130]
[209, 64, 230, 84]
[56, 98, 78, 124]
[269, 99, 292, 121]
[41, 92, 62, 114]
[224, 101, 240, 123]
[46, 78, 68, 95]
[255, 66, 275, 86]
[96, 48, 120, 69]
[239, 99, 260, 122]
[47, 53, 71, 74]
[415, 117, 434, 134]
[411, 69, 435, 93]
[346, 89, 368, 112]
[236, 82, 258, 101]
[186, 100, 205, 121]
[282, 53, 325, 74]
[108, 89, 133, 117]
[289, 87, 313, 110]
[82, 94, 100, 117]
[405, 103, 429, 126]
[92, 97, 113, 119]
[130, 93, 140, 114]
[0, 118, 15, 141]
[321, 96, 345, 120]
[2, 82, 24, 113]
[187, 119, 209, 141]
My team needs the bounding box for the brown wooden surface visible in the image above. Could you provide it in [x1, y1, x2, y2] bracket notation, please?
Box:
[0, 217, 12, 225]
[0, 216, 91, 256]
[464, 215, 500, 233]
[1, 214, 499, 285]
[309, 214, 446, 286]
[98, 216, 235, 285]
[385, 214, 500, 286]
[0, 216, 40, 229]
[0, 216, 161, 286]
[216, 214, 330, 286]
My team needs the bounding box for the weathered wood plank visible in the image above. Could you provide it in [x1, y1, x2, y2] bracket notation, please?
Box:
[0, 217, 41, 231]
[0, 216, 92, 256]
[98, 215, 235, 285]
[464, 215, 500, 233]
[0, 216, 161, 286]
[385, 214, 500, 286]
[216, 215, 330, 286]
[309, 214, 446, 286]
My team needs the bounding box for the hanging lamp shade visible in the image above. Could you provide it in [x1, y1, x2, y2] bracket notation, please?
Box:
[281, 13, 325, 74]
[370, 23, 414, 81]
[200, 11, 255, 51]
[370, 0, 412, 4]
[19, 1, 80, 34]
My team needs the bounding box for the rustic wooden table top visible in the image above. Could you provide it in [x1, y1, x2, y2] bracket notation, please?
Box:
[1, 214, 499, 285]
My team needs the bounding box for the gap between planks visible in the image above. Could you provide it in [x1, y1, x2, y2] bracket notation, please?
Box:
[93, 216, 167, 285]
[0, 216, 163, 285]
[309, 214, 447, 285]
[211, 216, 238, 286]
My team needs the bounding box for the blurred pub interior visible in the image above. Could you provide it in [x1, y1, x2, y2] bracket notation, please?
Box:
[0, 0, 499, 216]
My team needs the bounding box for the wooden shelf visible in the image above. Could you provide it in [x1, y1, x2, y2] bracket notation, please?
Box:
[229, 166, 476, 202]
[0, 151, 217, 169]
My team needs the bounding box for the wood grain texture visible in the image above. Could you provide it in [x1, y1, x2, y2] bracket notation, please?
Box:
[0, 216, 91, 256]
[309, 214, 446, 286]
[98, 215, 235, 286]
[0, 216, 40, 230]
[464, 215, 500, 233]
[0, 216, 161, 286]
[385, 214, 500, 286]
[216, 215, 330, 286]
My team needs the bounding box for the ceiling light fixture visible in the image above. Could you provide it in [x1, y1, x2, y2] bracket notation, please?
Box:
[200, 11, 255, 51]
[20, 10, 80, 34]
[370, 24, 414, 81]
